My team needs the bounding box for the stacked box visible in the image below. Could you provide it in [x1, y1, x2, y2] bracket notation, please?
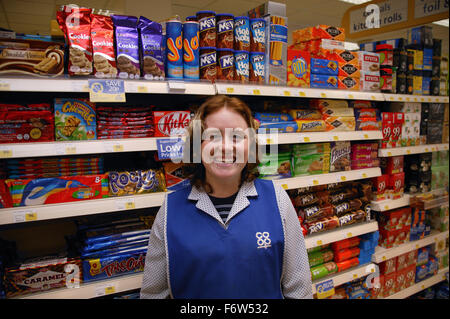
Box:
[389, 102, 421, 146]
[431, 150, 449, 190]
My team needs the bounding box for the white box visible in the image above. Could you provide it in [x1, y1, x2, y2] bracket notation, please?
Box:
[358, 51, 380, 74]
[360, 71, 380, 91]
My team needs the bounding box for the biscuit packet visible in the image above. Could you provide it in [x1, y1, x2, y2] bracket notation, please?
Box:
[329, 141, 351, 172]
[91, 14, 118, 78]
[138, 16, 165, 80]
[57, 6, 93, 76]
[111, 15, 141, 79]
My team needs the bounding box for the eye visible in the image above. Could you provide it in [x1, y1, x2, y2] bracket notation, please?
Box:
[233, 132, 246, 143]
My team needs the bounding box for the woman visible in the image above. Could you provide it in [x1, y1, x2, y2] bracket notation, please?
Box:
[141, 95, 313, 299]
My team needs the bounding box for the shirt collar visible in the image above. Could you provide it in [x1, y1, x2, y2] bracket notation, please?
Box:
[187, 180, 259, 225]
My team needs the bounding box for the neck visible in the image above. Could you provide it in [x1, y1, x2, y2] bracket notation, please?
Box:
[205, 174, 241, 198]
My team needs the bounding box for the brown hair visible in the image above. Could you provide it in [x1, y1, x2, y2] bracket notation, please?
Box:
[182, 95, 259, 193]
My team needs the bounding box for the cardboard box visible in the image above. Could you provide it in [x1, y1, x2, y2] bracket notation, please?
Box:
[359, 51, 380, 74]
[264, 14, 288, 85]
[287, 49, 310, 87]
[246, 1, 286, 18]
[360, 72, 380, 91]
[292, 25, 345, 43]
[338, 76, 359, 90]
[310, 74, 338, 89]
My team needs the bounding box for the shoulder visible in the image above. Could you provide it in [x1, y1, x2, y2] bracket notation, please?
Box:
[167, 184, 193, 201]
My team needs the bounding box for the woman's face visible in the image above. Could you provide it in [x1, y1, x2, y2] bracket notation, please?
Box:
[201, 107, 249, 183]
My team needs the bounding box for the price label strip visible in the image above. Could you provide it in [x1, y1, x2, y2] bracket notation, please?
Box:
[89, 79, 126, 102]
[315, 279, 335, 299]
[116, 198, 136, 210]
[95, 282, 119, 297]
[13, 210, 38, 223]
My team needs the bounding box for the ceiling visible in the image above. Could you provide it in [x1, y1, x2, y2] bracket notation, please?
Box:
[0, 0, 448, 53]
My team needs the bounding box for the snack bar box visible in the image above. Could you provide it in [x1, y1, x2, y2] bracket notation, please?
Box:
[4, 257, 82, 298]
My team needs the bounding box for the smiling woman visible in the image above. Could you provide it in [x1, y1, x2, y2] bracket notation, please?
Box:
[140, 95, 313, 299]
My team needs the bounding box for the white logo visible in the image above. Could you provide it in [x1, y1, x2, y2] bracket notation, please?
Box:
[256, 232, 271, 249]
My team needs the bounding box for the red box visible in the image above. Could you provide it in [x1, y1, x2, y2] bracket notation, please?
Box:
[379, 229, 396, 248]
[287, 49, 310, 88]
[378, 209, 404, 231]
[394, 228, 408, 246]
[404, 265, 416, 288]
[396, 253, 408, 272]
[381, 119, 393, 149]
[372, 174, 388, 201]
[153, 111, 191, 137]
[402, 207, 412, 227]
[379, 257, 397, 275]
[386, 156, 404, 175]
[389, 113, 404, 148]
[405, 250, 418, 267]
[382, 272, 397, 297]
[388, 172, 405, 200]
[394, 268, 407, 293]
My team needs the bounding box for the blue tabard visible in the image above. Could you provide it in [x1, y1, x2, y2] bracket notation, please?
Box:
[166, 179, 284, 299]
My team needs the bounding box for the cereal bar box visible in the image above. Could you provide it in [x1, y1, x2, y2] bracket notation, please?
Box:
[54, 98, 97, 141]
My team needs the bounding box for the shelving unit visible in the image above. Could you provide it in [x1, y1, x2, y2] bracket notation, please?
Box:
[1, 74, 448, 300]
[385, 267, 449, 299]
[372, 231, 449, 263]
[15, 272, 144, 299]
[378, 144, 449, 157]
[311, 263, 377, 295]
[0, 192, 167, 226]
[16, 262, 380, 299]
[305, 221, 379, 250]
[272, 167, 381, 190]
[1, 77, 448, 102]
[258, 131, 383, 145]
[370, 195, 411, 212]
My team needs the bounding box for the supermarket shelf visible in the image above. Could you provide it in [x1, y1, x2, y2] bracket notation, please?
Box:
[0, 137, 164, 159]
[422, 195, 449, 210]
[385, 267, 449, 299]
[0, 192, 167, 226]
[312, 263, 377, 295]
[370, 195, 411, 212]
[372, 231, 449, 263]
[17, 273, 144, 299]
[0, 77, 216, 95]
[272, 167, 381, 190]
[384, 93, 449, 104]
[1, 77, 448, 102]
[18, 263, 379, 298]
[0, 131, 384, 159]
[216, 82, 385, 100]
[378, 144, 449, 157]
[257, 131, 383, 145]
[305, 221, 379, 250]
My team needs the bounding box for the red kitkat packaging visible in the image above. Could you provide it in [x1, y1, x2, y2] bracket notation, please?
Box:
[405, 250, 418, 267]
[57, 6, 93, 75]
[153, 111, 191, 137]
[91, 14, 117, 78]
[372, 174, 388, 201]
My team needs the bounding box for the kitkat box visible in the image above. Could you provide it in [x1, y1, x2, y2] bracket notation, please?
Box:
[287, 49, 310, 87]
[153, 111, 191, 137]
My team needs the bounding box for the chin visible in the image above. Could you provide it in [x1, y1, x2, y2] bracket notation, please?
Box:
[207, 162, 244, 180]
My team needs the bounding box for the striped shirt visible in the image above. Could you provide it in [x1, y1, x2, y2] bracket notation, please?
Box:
[208, 193, 238, 223]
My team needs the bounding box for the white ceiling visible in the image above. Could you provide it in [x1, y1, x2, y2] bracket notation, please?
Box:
[0, 0, 448, 53]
